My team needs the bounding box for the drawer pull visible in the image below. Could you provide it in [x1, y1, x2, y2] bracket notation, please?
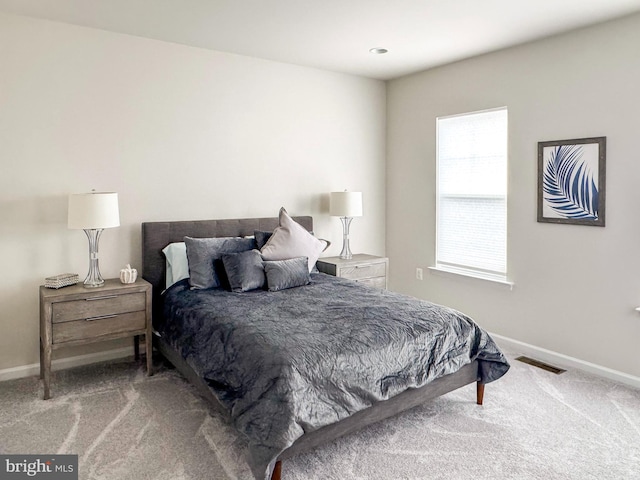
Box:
[86, 295, 118, 301]
[85, 314, 118, 321]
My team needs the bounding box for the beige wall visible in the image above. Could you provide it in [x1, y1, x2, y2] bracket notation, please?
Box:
[387, 13, 640, 377]
[0, 12, 386, 372]
[4, 8, 638, 381]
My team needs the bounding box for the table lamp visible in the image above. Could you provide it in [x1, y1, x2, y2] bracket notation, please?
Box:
[68, 192, 120, 287]
[330, 191, 363, 260]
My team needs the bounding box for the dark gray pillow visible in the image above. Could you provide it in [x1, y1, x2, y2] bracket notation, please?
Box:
[254, 230, 273, 250]
[185, 236, 256, 289]
[221, 249, 265, 292]
[264, 256, 310, 292]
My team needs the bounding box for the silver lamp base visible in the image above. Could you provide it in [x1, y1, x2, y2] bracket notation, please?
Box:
[339, 217, 354, 260]
[83, 228, 105, 287]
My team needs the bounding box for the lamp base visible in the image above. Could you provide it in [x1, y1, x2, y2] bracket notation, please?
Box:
[83, 279, 105, 288]
[339, 217, 354, 260]
[83, 229, 105, 288]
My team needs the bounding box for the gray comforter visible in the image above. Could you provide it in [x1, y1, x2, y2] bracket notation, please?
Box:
[160, 273, 509, 479]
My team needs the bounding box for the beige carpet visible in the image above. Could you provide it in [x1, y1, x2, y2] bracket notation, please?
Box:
[0, 351, 638, 480]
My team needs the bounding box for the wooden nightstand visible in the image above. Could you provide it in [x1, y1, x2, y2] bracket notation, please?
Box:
[39, 278, 152, 399]
[316, 254, 388, 289]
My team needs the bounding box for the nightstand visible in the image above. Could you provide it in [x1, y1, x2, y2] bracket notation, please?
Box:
[316, 254, 388, 289]
[39, 278, 152, 399]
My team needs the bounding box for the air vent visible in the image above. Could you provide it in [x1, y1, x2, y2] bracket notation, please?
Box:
[515, 356, 566, 374]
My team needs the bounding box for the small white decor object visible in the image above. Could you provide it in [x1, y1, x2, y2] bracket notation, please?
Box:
[45, 273, 80, 289]
[120, 264, 138, 284]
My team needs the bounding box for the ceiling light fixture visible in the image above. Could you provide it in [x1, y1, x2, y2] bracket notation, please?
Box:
[369, 47, 388, 55]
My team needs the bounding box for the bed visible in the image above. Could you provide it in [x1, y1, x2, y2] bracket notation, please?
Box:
[141, 215, 510, 480]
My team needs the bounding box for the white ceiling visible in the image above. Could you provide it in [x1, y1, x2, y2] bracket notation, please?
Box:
[2, 0, 640, 80]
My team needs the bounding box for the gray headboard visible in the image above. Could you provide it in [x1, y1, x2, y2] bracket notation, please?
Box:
[141, 216, 313, 317]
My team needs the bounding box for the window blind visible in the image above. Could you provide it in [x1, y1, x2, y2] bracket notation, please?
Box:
[436, 108, 508, 277]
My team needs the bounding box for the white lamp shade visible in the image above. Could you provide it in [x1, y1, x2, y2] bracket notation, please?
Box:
[330, 191, 363, 217]
[68, 192, 120, 229]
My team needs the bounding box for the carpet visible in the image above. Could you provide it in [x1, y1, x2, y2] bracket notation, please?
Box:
[0, 351, 638, 480]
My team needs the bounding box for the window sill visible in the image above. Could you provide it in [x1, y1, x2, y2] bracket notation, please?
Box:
[428, 265, 514, 289]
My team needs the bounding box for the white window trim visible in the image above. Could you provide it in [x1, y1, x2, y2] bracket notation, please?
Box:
[428, 264, 514, 289]
[434, 106, 509, 283]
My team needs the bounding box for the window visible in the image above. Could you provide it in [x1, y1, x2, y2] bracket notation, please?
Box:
[435, 107, 508, 282]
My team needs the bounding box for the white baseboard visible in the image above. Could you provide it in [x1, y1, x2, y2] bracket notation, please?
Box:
[0, 346, 140, 383]
[491, 333, 640, 390]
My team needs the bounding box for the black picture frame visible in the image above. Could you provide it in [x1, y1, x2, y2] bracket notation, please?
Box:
[537, 136, 606, 227]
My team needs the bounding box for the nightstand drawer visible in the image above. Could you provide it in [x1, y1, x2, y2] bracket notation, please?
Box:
[52, 311, 146, 344]
[340, 262, 386, 280]
[40, 278, 153, 399]
[52, 293, 146, 323]
[317, 254, 389, 290]
[354, 276, 387, 289]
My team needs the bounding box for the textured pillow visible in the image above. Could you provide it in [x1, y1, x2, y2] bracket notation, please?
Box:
[264, 257, 310, 292]
[254, 230, 273, 250]
[162, 242, 190, 289]
[260, 207, 328, 272]
[221, 249, 265, 292]
[255, 229, 330, 255]
[185, 236, 256, 289]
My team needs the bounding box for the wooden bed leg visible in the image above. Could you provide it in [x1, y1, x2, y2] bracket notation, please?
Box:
[271, 460, 282, 480]
[476, 382, 485, 405]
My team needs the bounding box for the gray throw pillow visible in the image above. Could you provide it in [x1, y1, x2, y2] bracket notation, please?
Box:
[261, 207, 328, 272]
[254, 230, 273, 250]
[221, 249, 265, 292]
[255, 230, 328, 268]
[185, 236, 256, 289]
[256, 228, 321, 273]
[264, 256, 310, 292]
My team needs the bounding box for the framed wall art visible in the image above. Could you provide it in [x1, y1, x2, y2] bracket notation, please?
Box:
[537, 136, 606, 226]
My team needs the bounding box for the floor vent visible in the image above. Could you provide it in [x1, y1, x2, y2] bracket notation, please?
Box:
[515, 356, 566, 374]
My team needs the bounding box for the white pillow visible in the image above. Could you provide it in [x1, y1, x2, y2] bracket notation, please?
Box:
[162, 242, 189, 289]
[260, 207, 327, 272]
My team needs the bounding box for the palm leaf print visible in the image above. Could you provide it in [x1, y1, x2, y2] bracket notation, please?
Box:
[542, 145, 599, 220]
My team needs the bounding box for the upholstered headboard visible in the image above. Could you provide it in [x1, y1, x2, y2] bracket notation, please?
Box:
[141, 216, 313, 317]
